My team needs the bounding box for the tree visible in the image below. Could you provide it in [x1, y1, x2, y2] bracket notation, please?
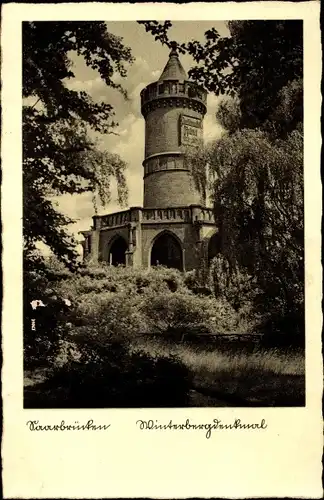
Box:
[139, 20, 303, 134]
[23, 22, 134, 270]
[207, 128, 303, 337]
[139, 20, 304, 341]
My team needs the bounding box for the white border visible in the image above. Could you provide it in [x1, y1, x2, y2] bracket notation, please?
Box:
[1, 3, 322, 498]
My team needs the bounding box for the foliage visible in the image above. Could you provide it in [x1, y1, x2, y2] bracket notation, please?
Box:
[183, 144, 209, 204]
[207, 128, 303, 340]
[208, 254, 258, 310]
[141, 292, 253, 338]
[183, 270, 201, 291]
[64, 265, 254, 337]
[23, 22, 133, 269]
[141, 293, 212, 338]
[215, 98, 241, 134]
[24, 289, 74, 368]
[23, 262, 256, 369]
[138, 338, 304, 406]
[24, 338, 192, 408]
[139, 20, 302, 133]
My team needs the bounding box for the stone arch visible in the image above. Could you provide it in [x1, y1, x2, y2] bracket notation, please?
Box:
[206, 230, 221, 265]
[150, 230, 183, 271]
[107, 234, 128, 266]
[199, 228, 220, 268]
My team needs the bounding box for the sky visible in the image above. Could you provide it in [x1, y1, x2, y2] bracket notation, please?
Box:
[50, 21, 230, 247]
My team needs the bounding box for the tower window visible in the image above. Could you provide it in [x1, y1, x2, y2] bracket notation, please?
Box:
[159, 158, 167, 170]
[158, 84, 164, 95]
[188, 86, 197, 98]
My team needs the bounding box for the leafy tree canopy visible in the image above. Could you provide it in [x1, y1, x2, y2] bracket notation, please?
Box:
[138, 20, 302, 134]
[23, 21, 134, 269]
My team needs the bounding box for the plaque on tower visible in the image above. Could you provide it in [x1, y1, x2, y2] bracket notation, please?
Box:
[179, 114, 203, 147]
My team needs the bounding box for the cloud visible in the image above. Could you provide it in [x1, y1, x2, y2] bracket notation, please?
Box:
[203, 93, 225, 142]
[204, 114, 224, 142]
[207, 92, 221, 109]
[65, 54, 161, 125]
[112, 113, 144, 207]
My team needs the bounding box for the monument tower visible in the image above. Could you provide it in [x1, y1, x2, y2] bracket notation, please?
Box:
[81, 44, 217, 271]
[142, 42, 205, 208]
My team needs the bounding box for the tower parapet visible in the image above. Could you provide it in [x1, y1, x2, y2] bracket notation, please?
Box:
[140, 44, 207, 208]
[140, 80, 207, 118]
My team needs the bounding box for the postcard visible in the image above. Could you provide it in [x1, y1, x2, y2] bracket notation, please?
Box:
[1, 2, 322, 498]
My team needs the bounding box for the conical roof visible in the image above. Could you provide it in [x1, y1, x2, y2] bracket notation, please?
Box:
[159, 42, 187, 81]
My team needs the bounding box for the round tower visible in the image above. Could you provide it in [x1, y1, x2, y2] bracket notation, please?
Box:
[140, 43, 207, 208]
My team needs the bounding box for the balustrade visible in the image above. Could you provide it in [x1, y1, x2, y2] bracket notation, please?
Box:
[140, 81, 207, 109]
[97, 206, 214, 228]
[100, 210, 131, 228]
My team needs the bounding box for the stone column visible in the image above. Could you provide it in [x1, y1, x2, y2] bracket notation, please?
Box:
[182, 248, 186, 272]
[84, 237, 89, 257]
[194, 220, 205, 284]
[125, 222, 137, 267]
[90, 216, 101, 262]
[128, 208, 142, 266]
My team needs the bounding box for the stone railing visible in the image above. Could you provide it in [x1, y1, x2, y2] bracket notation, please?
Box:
[96, 210, 131, 229]
[142, 207, 191, 223]
[141, 80, 207, 104]
[193, 207, 215, 223]
[141, 80, 207, 116]
[94, 205, 215, 229]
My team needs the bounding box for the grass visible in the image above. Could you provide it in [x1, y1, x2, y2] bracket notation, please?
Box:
[24, 334, 305, 407]
[129, 337, 305, 406]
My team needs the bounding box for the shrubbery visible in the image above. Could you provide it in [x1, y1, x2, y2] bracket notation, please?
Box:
[141, 292, 253, 339]
[53, 262, 254, 344]
[24, 260, 257, 369]
[25, 334, 192, 408]
[24, 259, 304, 407]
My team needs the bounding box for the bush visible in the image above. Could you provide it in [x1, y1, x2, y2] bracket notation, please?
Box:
[141, 292, 212, 339]
[140, 292, 254, 338]
[23, 294, 72, 368]
[25, 338, 192, 408]
[43, 265, 197, 343]
[24, 262, 260, 370]
[74, 291, 146, 339]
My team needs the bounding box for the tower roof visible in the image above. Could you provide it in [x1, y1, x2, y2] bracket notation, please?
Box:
[158, 42, 187, 81]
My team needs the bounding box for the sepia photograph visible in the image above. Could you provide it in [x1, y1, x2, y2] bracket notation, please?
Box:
[22, 19, 305, 409]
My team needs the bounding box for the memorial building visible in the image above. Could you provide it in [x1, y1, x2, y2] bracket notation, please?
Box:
[81, 44, 218, 271]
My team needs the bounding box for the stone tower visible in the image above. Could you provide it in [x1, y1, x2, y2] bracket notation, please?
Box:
[81, 44, 217, 271]
[141, 42, 207, 208]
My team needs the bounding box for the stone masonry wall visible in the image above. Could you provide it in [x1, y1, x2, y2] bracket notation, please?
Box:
[144, 106, 202, 157]
[98, 227, 129, 261]
[144, 170, 201, 208]
[141, 223, 200, 271]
